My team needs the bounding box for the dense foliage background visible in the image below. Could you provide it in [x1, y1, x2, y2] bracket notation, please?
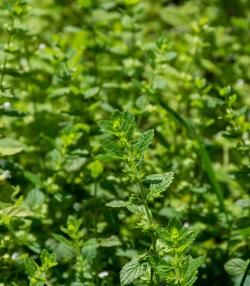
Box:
[0, 0, 249, 285]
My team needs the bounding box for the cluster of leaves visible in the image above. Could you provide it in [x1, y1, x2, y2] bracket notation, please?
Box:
[0, 0, 249, 285]
[99, 110, 204, 285]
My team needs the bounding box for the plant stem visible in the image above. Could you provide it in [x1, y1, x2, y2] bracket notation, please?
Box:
[131, 159, 159, 285]
[94, 180, 98, 236]
[240, 260, 250, 286]
[127, 144, 160, 284]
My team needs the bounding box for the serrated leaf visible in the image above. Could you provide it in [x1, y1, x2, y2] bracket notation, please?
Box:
[186, 256, 205, 281]
[178, 230, 197, 253]
[98, 120, 114, 134]
[133, 129, 154, 153]
[120, 111, 136, 140]
[126, 204, 145, 215]
[225, 258, 247, 276]
[120, 259, 146, 285]
[81, 238, 98, 261]
[147, 172, 174, 199]
[40, 249, 57, 269]
[0, 138, 24, 156]
[100, 138, 124, 157]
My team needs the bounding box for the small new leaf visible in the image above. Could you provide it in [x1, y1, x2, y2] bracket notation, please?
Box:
[40, 249, 57, 270]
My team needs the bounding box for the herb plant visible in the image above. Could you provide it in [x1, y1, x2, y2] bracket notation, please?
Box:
[98, 110, 204, 285]
[0, 0, 249, 285]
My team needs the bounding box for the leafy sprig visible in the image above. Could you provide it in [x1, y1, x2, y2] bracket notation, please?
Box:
[99, 110, 204, 285]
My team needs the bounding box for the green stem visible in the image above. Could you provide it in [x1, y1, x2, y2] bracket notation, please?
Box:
[130, 157, 159, 285]
[94, 180, 98, 236]
[240, 260, 250, 286]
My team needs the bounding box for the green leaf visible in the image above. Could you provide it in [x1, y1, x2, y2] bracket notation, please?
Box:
[24, 172, 43, 188]
[165, 51, 177, 61]
[0, 138, 24, 156]
[186, 256, 205, 281]
[120, 111, 136, 140]
[234, 217, 250, 229]
[87, 160, 103, 178]
[0, 181, 16, 203]
[99, 111, 136, 140]
[225, 259, 247, 277]
[100, 138, 124, 157]
[143, 174, 163, 184]
[98, 120, 114, 134]
[40, 249, 57, 270]
[52, 234, 75, 251]
[120, 258, 146, 285]
[84, 87, 100, 98]
[81, 238, 98, 261]
[148, 172, 174, 199]
[25, 189, 45, 209]
[25, 257, 37, 276]
[236, 200, 250, 208]
[133, 129, 154, 153]
[126, 204, 145, 215]
[106, 200, 128, 208]
[233, 106, 248, 117]
[0, 205, 33, 218]
[98, 236, 121, 247]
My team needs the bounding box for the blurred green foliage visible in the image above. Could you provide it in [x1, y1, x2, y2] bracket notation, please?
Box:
[0, 0, 249, 285]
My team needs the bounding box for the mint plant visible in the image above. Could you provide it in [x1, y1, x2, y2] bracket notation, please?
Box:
[0, 0, 249, 285]
[98, 110, 204, 285]
[25, 249, 57, 286]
